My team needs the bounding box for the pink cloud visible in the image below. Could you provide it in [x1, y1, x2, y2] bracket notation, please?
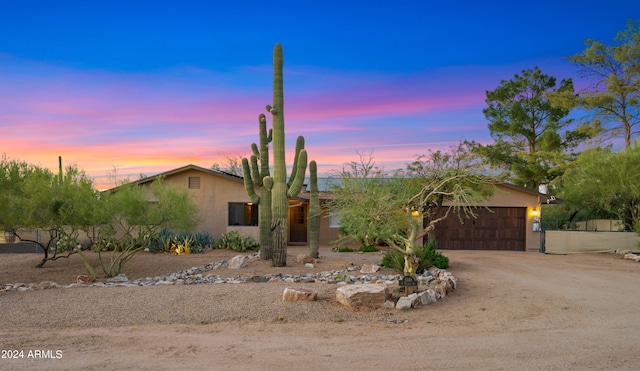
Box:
[1, 56, 501, 189]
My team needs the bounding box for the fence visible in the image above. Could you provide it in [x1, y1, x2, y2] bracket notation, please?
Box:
[542, 219, 625, 232]
[542, 229, 640, 254]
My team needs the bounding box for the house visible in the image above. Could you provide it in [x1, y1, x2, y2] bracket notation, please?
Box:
[130, 165, 553, 252]
[128, 164, 260, 241]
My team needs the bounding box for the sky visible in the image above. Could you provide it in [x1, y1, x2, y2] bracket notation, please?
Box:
[1, 1, 638, 189]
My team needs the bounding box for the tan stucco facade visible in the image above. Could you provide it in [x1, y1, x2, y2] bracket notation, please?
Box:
[135, 165, 259, 240]
[134, 167, 548, 252]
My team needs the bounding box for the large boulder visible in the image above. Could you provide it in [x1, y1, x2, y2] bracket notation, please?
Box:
[335, 284, 387, 309]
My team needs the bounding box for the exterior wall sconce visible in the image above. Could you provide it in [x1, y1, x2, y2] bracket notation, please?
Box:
[530, 207, 539, 217]
[531, 206, 541, 232]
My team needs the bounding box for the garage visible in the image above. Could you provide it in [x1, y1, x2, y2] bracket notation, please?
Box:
[433, 207, 527, 251]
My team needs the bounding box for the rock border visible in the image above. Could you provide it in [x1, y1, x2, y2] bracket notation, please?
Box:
[0, 252, 458, 311]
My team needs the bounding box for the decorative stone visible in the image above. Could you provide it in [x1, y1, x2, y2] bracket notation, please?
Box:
[383, 300, 396, 309]
[38, 281, 59, 289]
[107, 273, 128, 282]
[360, 264, 380, 274]
[77, 275, 95, 284]
[396, 296, 414, 310]
[305, 263, 314, 268]
[282, 287, 318, 302]
[249, 275, 268, 283]
[228, 255, 248, 269]
[624, 253, 640, 262]
[335, 284, 387, 309]
[417, 290, 434, 305]
[154, 280, 175, 285]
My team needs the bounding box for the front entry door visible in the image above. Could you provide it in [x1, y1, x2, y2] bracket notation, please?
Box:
[289, 204, 307, 244]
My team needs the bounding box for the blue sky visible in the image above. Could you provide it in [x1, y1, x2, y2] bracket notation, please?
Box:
[1, 1, 638, 188]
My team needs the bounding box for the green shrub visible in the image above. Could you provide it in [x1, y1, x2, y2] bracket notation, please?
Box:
[381, 250, 404, 271]
[337, 247, 355, 252]
[381, 241, 449, 273]
[213, 231, 259, 252]
[359, 245, 379, 252]
[420, 241, 449, 269]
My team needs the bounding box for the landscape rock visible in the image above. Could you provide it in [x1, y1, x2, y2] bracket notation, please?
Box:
[360, 264, 380, 274]
[107, 273, 128, 282]
[296, 254, 317, 264]
[395, 297, 412, 310]
[38, 281, 59, 289]
[335, 284, 387, 309]
[76, 275, 95, 284]
[282, 287, 318, 302]
[624, 253, 640, 262]
[228, 255, 248, 269]
[417, 291, 433, 305]
[383, 300, 396, 309]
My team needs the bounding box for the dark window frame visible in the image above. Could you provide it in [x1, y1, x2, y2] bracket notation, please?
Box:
[228, 202, 258, 226]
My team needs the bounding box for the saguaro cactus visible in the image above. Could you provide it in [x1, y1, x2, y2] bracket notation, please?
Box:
[241, 114, 273, 260]
[263, 43, 307, 267]
[308, 160, 320, 259]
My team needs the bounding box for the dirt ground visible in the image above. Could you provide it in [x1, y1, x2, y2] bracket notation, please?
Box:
[1, 246, 639, 370]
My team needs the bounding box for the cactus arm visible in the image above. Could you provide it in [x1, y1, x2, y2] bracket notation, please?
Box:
[251, 143, 259, 157]
[287, 149, 308, 198]
[258, 113, 271, 181]
[250, 155, 261, 187]
[288, 136, 305, 188]
[263, 176, 273, 191]
[242, 158, 260, 204]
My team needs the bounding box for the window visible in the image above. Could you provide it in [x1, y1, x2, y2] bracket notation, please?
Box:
[329, 212, 341, 228]
[188, 177, 201, 189]
[228, 202, 258, 226]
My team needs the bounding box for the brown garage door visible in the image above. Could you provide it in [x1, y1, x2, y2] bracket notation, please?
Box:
[433, 207, 526, 251]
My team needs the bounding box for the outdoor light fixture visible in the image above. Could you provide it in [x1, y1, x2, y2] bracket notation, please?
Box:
[531, 207, 539, 217]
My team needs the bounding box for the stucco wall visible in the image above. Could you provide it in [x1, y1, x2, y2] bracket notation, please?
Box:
[142, 169, 259, 239]
[574, 219, 625, 231]
[544, 230, 640, 254]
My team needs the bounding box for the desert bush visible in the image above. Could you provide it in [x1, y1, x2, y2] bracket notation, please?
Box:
[359, 245, 379, 252]
[337, 247, 355, 252]
[381, 241, 449, 273]
[212, 231, 259, 252]
[148, 229, 213, 253]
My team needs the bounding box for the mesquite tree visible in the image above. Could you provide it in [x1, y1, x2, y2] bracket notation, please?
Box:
[331, 152, 495, 276]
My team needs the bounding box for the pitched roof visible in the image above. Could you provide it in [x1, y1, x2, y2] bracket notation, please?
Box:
[496, 182, 560, 204]
[105, 164, 243, 192]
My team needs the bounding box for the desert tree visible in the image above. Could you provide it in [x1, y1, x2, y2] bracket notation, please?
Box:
[557, 141, 640, 231]
[565, 19, 640, 148]
[331, 148, 495, 276]
[471, 67, 588, 190]
[0, 156, 199, 275]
